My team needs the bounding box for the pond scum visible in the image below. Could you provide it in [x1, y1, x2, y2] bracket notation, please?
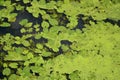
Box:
[0, 0, 120, 80]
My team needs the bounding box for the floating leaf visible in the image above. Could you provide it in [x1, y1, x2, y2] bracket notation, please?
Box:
[22, 40, 30, 47]
[64, 0, 70, 4]
[24, 61, 30, 66]
[3, 68, 11, 76]
[23, 0, 30, 4]
[8, 13, 17, 22]
[15, 47, 24, 54]
[69, 71, 80, 80]
[22, 67, 32, 76]
[36, 43, 43, 49]
[29, 57, 44, 65]
[41, 21, 49, 28]
[46, 39, 60, 52]
[30, 66, 41, 73]
[46, 1, 56, 9]
[34, 24, 39, 28]
[22, 49, 29, 54]
[35, 28, 40, 32]
[9, 63, 18, 68]
[0, 22, 10, 27]
[27, 52, 34, 59]
[15, 4, 24, 10]
[33, 12, 39, 18]
[34, 49, 42, 53]
[25, 22, 33, 28]
[3, 63, 8, 68]
[4, 51, 26, 61]
[49, 19, 58, 26]
[19, 19, 28, 26]
[8, 74, 19, 80]
[35, 33, 42, 39]
[42, 51, 52, 57]
[61, 44, 69, 52]
[15, 41, 21, 44]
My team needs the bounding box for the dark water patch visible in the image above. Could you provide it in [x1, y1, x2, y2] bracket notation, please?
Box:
[76, 14, 85, 30]
[0, 10, 42, 36]
[104, 18, 118, 25]
[0, 11, 33, 36]
[0, 69, 5, 80]
[0, 6, 6, 10]
[86, 16, 97, 24]
[58, 47, 63, 54]
[58, 13, 69, 27]
[11, 10, 42, 29]
[61, 40, 72, 45]
[0, 27, 21, 36]
[76, 17, 84, 30]
[0, 56, 4, 79]
[65, 73, 70, 80]
[33, 37, 48, 44]
[117, 20, 120, 27]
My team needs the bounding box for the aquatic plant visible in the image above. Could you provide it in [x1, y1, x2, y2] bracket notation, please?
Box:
[0, 0, 120, 80]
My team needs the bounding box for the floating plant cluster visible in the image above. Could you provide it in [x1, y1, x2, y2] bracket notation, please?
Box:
[0, 0, 120, 80]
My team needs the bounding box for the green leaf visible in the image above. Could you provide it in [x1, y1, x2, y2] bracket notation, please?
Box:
[46, 39, 60, 52]
[42, 51, 52, 57]
[15, 41, 21, 44]
[3, 63, 8, 68]
[8, 74, 19, 80]
[3, 68, 11, 76]
[25, 22, 33, 28]
[36, 43, 43, 49]
[46, 1, 56, 9]
[23, 0, 30, 4]
[15, 4, 24, 10]
[49, 19, 58, 26]
[29, 57, 44, 66]
[0, 1, 4, 5]
[4, 51, 26, 61]
[19, 19, 28, 26]
[33, 12, 39, 18]
[21, 67, 31, 76]
[27, 52, 34, 59]
[24, 61, 30, 66]
[64, 0, 70, 4]
[42, 27, 64, 52]
[69, 71, 81, 80]
[35, 28, 40, 32]
[41, 21, 49, 28]
[15, 36, 21, 40]
[15, 36, 21, 44]
[61, 44, 69, 52]
[27, 28, 33, 32]
[8, 13, 17, 22]
[34, 24, 39, 28]
[9, 63, 18, 68]
[34, 49, 42, 53]
[30, 66, 41, 73]
[22, 49, 29, 54]
[3, 45, 12, 51]
[22, 40, 30, 47]
[35, 33, 42, 39]
[42, 14, 51, 20]
[15, 47, 24, 54]
[39, 0, 46, 5]
[0, 22, 10, 27]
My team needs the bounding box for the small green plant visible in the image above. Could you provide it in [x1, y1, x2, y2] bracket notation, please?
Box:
[0, 0, 120, 80]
